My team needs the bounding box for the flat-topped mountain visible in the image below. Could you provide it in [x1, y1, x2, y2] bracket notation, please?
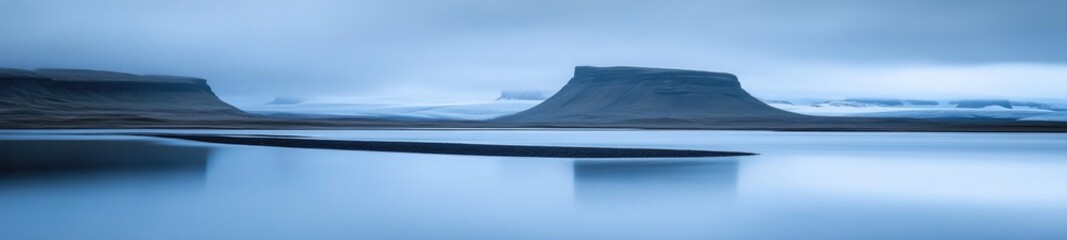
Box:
[1, 68, 246, 126]
[3, 66, 1065, 131]
[495, 66, 806, 125]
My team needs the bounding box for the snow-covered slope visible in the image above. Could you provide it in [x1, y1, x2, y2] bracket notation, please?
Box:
[765, 98, 1067, 121]
[496, 91, 548, 100]
[850, 109, 1055, 120]
[767, 103, 937, 116]
[1020, 112, 1067, 122]
[239, 99, 541, 121]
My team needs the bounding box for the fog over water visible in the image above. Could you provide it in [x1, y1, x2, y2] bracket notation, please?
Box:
[2, 0, 1067, 101]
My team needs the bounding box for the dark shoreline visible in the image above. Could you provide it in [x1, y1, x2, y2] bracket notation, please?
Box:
[6, 125, 1067, 132]
[5, 115, 1067, 132]
[143, 133, 755, 158]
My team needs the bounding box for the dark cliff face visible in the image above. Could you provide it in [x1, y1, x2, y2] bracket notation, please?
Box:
[1, 68, 245, 126]
[496, 66, 804, 124]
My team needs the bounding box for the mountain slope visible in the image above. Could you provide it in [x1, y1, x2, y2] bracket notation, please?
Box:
[1, 68, 246, 126]
[495, 66, 807, 125]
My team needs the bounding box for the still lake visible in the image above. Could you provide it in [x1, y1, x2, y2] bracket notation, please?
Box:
[2, 130, 1066, 239]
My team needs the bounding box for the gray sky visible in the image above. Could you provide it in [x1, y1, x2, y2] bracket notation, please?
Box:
[2, 0, 1065, 101]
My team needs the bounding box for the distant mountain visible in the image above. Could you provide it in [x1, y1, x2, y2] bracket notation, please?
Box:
[760, 99, 795, 105]
[496, 91, 548, 101]
[492, 66, 1067, 130]
[814, 100, 878, 108]
[809, 99, 942, 108]
[851, 109, 1053, 120]
[1, 68, 247, 126]
[953, 100, 1013, 109]
[5, 66, 1065, 130]
[0, 68, 442, 128]
[836, 98, 941, 107]
[763, 97, 1067, 121]
[495, 66, 807, 125]
[266, 96, 311, 105]
[243, 100, 540, 121]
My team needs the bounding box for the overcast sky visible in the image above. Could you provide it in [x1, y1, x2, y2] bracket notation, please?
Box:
[2, 0, 1065, 101]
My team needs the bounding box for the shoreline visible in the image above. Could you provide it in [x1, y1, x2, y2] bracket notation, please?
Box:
[141, 133, 755, 158]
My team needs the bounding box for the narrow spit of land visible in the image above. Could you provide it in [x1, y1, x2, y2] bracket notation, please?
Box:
[143, 133, 755, 158]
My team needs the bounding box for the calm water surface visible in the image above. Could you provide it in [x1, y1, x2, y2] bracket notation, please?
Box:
[1, 130, 1066, 239]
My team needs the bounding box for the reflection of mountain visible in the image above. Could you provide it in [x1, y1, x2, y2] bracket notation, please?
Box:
[0, 139, 210, 179]
[573, 159, 738, 210]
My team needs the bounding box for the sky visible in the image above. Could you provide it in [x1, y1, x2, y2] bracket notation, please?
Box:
[1, 0, 1065, 102]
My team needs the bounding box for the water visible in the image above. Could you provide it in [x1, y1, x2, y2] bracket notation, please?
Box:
[2, 130, 1066, 239]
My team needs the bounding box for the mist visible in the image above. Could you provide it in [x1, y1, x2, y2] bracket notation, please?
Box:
[2, 0, 1065, 101]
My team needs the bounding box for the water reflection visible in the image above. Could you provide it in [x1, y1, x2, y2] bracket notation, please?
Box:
[0, 139, 209, 181]
[2, 130, 1067, 240]
[573, 158, 738, 211]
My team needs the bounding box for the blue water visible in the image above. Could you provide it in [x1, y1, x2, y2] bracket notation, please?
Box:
[1, 130, 1066, 239]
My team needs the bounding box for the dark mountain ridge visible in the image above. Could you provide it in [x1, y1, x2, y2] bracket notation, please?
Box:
[496, 66, 806, 124]
[492, 66, 1066, 131]
[1, 68, 247, 126]
[3, 66, 1066, 131]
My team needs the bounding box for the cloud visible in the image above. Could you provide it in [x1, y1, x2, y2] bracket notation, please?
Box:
[1, 0, 1065, 100]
